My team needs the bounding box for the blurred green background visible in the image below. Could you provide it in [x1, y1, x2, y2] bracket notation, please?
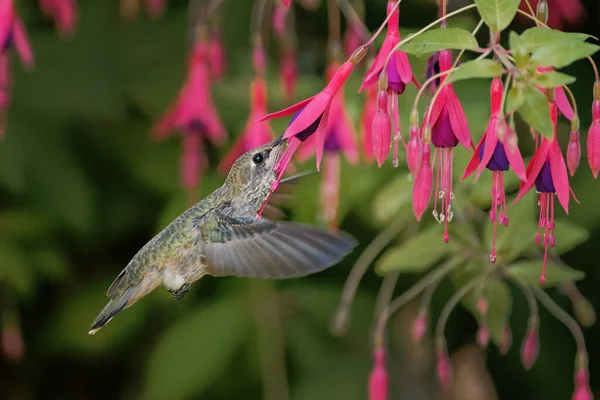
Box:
[1, 0, 600, 399]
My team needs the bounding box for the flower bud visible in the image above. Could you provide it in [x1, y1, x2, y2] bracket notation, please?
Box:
[520, 323, 539, 370]
[476, 325, 490, 349]
[594, 80, 600, 102]
[499, 325, 513, 355]
[436, 349, 453, 389]
[587, 100, 600, 178]
[411, 310, 427, 343]
[412, 143, 432, 221]
[407, 125, 422, 176]
[536, 0, 549, 25]
[372, 90, 391, 167]
[567, 129, 581, 177]
[572, 367, 593, 400]
[369, 348, 388, 400]
[1, 323, 24, 361]
[572, 294, 596, 328]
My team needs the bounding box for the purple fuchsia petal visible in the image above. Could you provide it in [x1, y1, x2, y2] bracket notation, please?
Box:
[480, 140, 510, 171]
[535, 161, 555, 192]
[386, 56, 406, 94]
[431, 106, 458, 148]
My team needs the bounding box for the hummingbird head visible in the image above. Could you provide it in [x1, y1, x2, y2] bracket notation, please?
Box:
[223, 136, 286, 210]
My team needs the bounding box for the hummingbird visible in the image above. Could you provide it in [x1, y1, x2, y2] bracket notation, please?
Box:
[89, 137, 358, 335]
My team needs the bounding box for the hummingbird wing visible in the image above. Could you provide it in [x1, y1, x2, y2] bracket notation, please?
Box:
[200, 211, 357, 279]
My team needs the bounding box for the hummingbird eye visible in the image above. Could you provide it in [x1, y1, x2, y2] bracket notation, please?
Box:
[252, 153, 265, 165]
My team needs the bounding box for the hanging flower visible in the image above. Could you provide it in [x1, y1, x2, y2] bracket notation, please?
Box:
[280, 47, 298, 101]
[360, 84, 377, 162]
[462, 78, 527, 262]
[536, 66, 574, 120]
[39, 0, 78, 36]
[208, 29, 227, 81]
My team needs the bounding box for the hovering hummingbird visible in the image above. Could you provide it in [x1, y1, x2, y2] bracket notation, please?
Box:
[89, 137, 358, 334]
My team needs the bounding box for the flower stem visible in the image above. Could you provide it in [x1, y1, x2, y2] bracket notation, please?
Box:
[499, 74, 513, 118]
[374, 257, 463, 348]
[374, 271, 400, 324]
[331, 218, 405, 336]
[532, 285, 587, 354]
[561, 84, 579, 116]
[588, 56, 600, 81]
[364, 0, 404, 48]
[250, 0, 270, 44]
[506, 275, 539, 323]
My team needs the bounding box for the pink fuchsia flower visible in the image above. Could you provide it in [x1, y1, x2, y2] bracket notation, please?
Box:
[261, 46, 366, 187]
[425, 52, 441, 95]
[218, 76, 274, 174]
[371, 89, 392, 167]
[273, 1, 287, 39]
[1, 323, 24, 361]
[0, 0, 34, 69]
[462, 78, 527, 262]
[412, 143, 433, 221]
[436, 349, 453, 389]
[208, 29, 226, 81]
[572, 365, 593, 400]
[514, 102, 577, 285]
[425, 49, 471, 242]
[536, 66, 574, 120]
[280, 47, 297, 101]
[411, 310, 427, 343]
[281, 0, 292, 9]
[520, 322, 539, 370]
[360, 84, 377, 162]
[518, 0, 584, 30]
[587, 97, 600, 178]
[368, 347, 388, 400]
[39, 0, 77, 36]
[567, 119, 581, 177]
[154, 42, 226, 190]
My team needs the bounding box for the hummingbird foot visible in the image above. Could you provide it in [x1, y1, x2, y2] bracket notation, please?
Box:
[170, 283, 191, 300]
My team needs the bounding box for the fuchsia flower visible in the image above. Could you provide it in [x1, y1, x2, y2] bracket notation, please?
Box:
[412, 143, 432, 221]
[536, 67, 574, 120]
[295, 61, 359, 230]
[360, 85, 377, 162]
[462, 78, 527, 262]
[281, 0, 292, 9]
[518, 0, 584, 30]
[39, 0, 77, 35]
[587, 96, 600, 178]
[273, 1, 287, 39]
[371, 89, 392, 167]
[421, 49, 471, 242]
[261, 46, 365, 190]
[572, 367, 593, 400]
[368, 348, 388, 400]
[280, 48, 297, 101]
[154, 42, 226, 190]
[520, 323, 539, 369]
[567, 120, 581, 177]
[1, 323, 23, 361]
[514, 102, 577, 284]
[208, 29, 226, 81]
[145, 0, 167, 19]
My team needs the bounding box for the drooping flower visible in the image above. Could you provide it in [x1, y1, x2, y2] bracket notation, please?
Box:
[536, 66, 574, 120]
[567, 118, 581, 177]
[0, 0, 34, 68]
[368, 347, 388, 400]
[587, 96, 600, 178]
[411, 310, 427, 343]
[572, 362, 593, 400]
[360, 0, 418, 166]
[360, 84, 377, 162]
[462, 78, 527, 262]
[424, 50, 471, 242]
[1, 322, 23, 361]
[208, 29, 226, 81]
[518, 0, 584, 30]
[261, 45, 366, 188]
[371, 89, 391, 167]
[520, 322, 539, 369]
[280, 47, 297, 101]
[407, 110, 426, 176]
[39, 0, 78, 36]
[412, 142, 432, 221]
[514, 102, 576, 284]
[436, 349, 453, 388]
[280, 0, 292, 9]
[295, 61, 359, 230]
[273, 1, 288, 39]
[154, 42, 226, 190]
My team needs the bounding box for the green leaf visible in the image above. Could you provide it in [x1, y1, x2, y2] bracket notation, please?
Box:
[532, 41, 600, 69]
[532, 72, 576, 89]
[506, 86, 524, 113]
[552, 219, 590, 254]
[400, 28, 479, 56]
[517, 84, 553, 140]
[506, 260, 585, 287]
[144, 298, 249, 400]
[446, 59, 505, 83]
[520, 28, 593, 53]
[509, 31, 526, 58]
[372, 175, 413, 222]
[474, 0, 521, 31]
[375, 226, 455, 274]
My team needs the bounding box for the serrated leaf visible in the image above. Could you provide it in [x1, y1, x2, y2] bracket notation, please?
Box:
[474, 0, 521, 31]
[144, 298, 249, 400]
[400, 28, 478, 56]
[375, 226, 455, 274]
[521, 28, 593, 53]
[506, 86, 524, 113]
[446, 59, 505, 83]
[506, 260, 584, 287]
[532, 41, 600, 69]
[552, 219, 590, 254]
[372, 174, 413, 221]
[517, 84, 553, 139]
[532, 71, 576, 88]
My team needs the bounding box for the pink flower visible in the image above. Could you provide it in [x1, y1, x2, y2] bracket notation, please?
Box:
[368, 348, 388, 400]
[412, 143, 432, 221]
[406, 114, 424, 176]
[280, 48, 297, 101]
[436, 349, 453, 389]
[514, 102, 577, 284]
[520, 324, 539, 370]
[360, 84, 377, 162]
[219, 76, 274, 174]
[281, 0, 292, 9]
[360, 1, 415, 94]
[462, 78, 527, 262]
[145, 0, 167, 19]
[0, 0, 34, 68]
[572, 367, 593, 400]
[1, 323, 24, 361]
[154, 42, 226, 189]
[518, 0, 584, 30]
[499, 325, 513, 355]
[536, 67, 574, 120]
[208, 29, 226, 81]
[425, 50, 471, 242]
[411, 310, 427, 343]
[371, 89, 392, 167]
[39, 0, 78, 36]
[567, 123, 581, 177]
[0, 53, 11, 140]
[273, 1, 287, 39]
[587, 99, 600, 178]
